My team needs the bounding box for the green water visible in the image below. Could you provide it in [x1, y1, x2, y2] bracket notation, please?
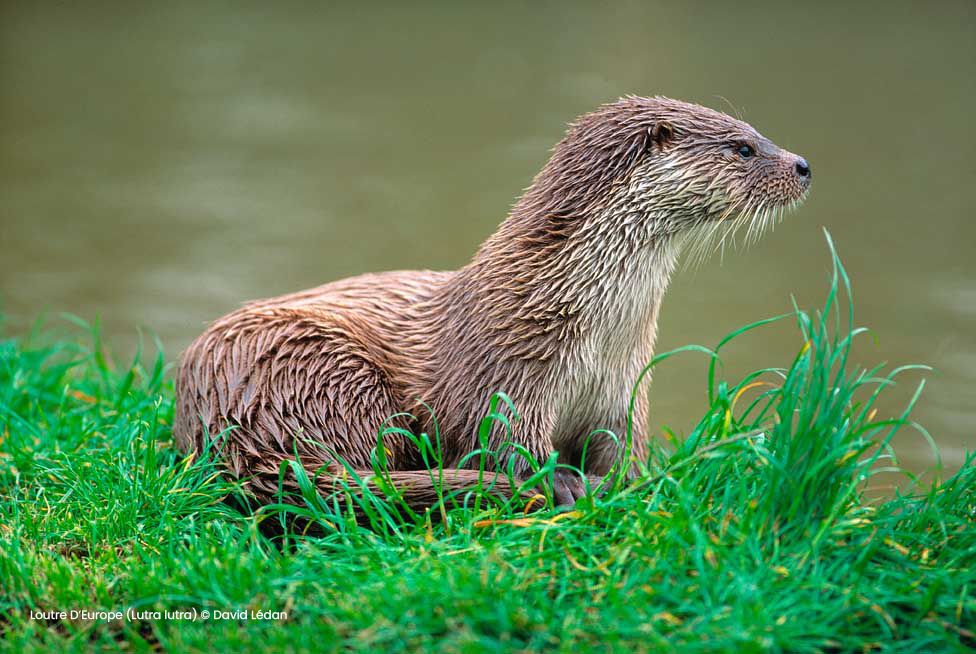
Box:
[1, 1, 973, 478]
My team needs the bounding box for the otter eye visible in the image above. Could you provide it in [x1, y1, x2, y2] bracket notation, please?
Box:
[736, 143, 755, 158]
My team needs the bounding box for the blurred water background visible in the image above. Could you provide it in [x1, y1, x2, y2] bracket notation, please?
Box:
[2, 1, 973, 480]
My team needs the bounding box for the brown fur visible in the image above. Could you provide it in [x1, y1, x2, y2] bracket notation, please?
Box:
[174, 96, 811, 514]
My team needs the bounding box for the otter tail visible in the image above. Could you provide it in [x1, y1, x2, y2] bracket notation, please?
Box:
[242, 463, 542, 528]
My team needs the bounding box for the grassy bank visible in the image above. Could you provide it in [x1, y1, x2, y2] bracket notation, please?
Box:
[1, 245, 973, 653]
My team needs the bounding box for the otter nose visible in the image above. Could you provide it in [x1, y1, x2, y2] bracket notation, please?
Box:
[795, 157, 811, 180]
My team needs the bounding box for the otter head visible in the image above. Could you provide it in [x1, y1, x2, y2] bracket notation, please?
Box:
[522, 96, 810, 259]
[629, 97, 810, 233]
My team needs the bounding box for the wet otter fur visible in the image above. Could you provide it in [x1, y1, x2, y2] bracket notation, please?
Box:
[174, 96, 811, 513]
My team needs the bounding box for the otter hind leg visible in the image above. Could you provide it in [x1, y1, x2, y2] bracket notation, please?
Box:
[174, 307, 540, 518]
[175, 308, 414, 488]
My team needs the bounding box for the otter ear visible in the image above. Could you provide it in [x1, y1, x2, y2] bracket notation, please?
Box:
[650, 121, 674, 149]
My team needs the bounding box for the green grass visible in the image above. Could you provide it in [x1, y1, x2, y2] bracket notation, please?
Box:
[1, 239, 973, 653]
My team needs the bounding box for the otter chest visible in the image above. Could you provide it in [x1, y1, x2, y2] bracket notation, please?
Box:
[548, 308, 658, 450]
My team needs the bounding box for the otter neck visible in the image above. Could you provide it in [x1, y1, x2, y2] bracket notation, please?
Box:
[442, 188, 683, 362]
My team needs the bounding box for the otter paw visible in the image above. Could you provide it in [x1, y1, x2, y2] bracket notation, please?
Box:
[551, 469, 587, 507]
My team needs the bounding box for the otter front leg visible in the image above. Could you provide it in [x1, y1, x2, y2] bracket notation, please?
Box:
[482, 406, 587, 506]
[575, 395, 651, 480]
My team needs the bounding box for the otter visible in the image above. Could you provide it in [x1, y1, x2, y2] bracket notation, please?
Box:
[174, 96, 811, 512]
